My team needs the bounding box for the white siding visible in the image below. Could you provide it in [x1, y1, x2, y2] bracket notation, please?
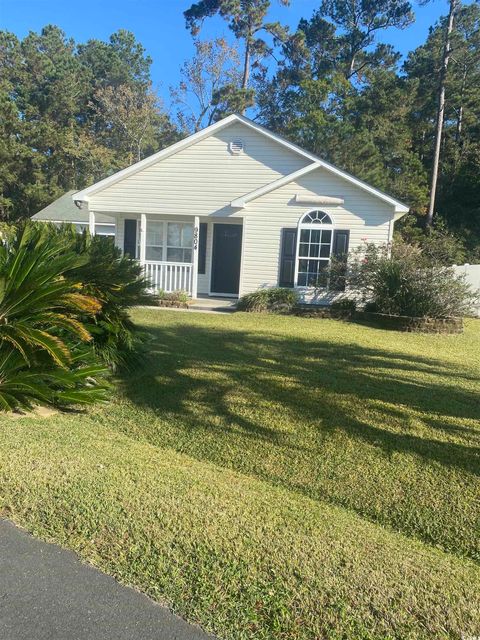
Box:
[87, 121, 397, 301]
[107, 212, 237, 295]
[88, 122, 308, 215]
[240, 168, 395, 297]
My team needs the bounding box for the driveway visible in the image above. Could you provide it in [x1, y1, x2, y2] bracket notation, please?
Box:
[0, 519, 214, 640]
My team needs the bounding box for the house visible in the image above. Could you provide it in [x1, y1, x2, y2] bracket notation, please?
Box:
[53, 114, 410, 302]
[33, 191, 115, 237]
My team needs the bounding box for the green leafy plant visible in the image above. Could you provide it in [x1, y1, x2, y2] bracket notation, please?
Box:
[330, 297, 357, 315]
[41, 224, 153, 370]
[0, 223, 108, 411]
[68, 232, 153, 370]
[237, 287, 299, 313]
[157, 289, 190, 306]
[347, 241, 477, 318]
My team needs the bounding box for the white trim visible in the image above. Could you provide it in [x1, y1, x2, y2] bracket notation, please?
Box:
[140, 213, 147, 264]
[35, 219, 115, 227]
[72, 113, 409, 215]
[232, 157, 409, 214]
[231, 163, 321, 208]
[208, 220, 244, 297]
[294, 194, 344, 206]
[316, 162, 409, 214]
[89, 211, 96, 236]
[192, 216, 199, 299]
[294, 210, 334, 288]
[299, 210, 335, 226]
[238, 217, 247, 297]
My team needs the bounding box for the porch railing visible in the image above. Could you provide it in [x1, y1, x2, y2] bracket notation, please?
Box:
[143, 261, 193, 295]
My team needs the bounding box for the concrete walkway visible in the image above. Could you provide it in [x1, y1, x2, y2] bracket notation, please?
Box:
[140, 296, 238, 315]
[0, 519, 214, 640]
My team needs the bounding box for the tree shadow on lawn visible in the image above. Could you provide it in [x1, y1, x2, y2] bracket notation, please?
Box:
[115, 321, 480, 557]
[118, 323, 480, 474]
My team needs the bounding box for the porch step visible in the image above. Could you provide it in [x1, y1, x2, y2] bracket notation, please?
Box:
[190, 296, 238, 313]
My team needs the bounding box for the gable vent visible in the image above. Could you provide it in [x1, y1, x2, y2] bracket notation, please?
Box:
[229, 139, 244, 155]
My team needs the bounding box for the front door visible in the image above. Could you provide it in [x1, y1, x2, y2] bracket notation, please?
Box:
[211, 224, 243, 295]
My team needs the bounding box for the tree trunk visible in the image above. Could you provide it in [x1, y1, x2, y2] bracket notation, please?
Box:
[242, 40, 251, 90]
[426, 0, 458, 227]
[455, 65, 467, 144]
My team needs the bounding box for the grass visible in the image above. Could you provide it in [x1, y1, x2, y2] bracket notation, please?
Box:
[0, 309, 479, 639]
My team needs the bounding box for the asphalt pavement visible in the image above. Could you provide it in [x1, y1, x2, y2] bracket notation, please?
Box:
[0, 519, 214, 640]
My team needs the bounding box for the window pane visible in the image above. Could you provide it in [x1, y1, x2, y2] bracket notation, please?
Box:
[307, 260, 320, 274]
[297, 212, 333, 286]
[316, 261, 329, 286]
[167, 248, 183, 262]
[146, 246, 163, 261]
[300, 229, 310, 243]
[298, 259, 308, 272]
[309, 243, 320, 257]
[147, 221, 163, 246]
[183, 249, 192, 263]
[167, 223, 181, 246]
[181, 224, 193, 247]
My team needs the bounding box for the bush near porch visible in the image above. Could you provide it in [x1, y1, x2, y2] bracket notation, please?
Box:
[0, 310, 479, 639]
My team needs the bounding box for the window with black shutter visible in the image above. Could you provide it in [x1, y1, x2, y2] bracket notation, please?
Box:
[278, 228, 297, 287]
[198, 223, 208, 274]
[123, 219, 137, 258]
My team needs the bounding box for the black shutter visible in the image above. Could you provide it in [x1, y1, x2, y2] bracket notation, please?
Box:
[279, 228, 297, 288]
[123, 219, 137, 258]
[198, 223, 208, 274]
[330, 230, 350, 291]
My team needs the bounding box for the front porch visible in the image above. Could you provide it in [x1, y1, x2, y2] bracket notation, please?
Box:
[143, 261, 194, 295]
[88, 211, 243, 298]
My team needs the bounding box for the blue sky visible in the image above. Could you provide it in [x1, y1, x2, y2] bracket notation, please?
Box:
[1, 0, 454, 107]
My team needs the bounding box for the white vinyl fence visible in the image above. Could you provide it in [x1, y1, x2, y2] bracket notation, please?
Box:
[453, 264, 480, 316]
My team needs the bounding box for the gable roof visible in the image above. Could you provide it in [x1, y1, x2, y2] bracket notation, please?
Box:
[73, 114, 409, 214]
[231, 161, 409, 213]
[33, 191, 114, 224]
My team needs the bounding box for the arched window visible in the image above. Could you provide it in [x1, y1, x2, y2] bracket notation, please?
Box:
[301, 210, 332, 225]
[296, 210, 333, 287]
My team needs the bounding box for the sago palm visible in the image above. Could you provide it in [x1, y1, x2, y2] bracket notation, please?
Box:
[0, 224, 108, 410]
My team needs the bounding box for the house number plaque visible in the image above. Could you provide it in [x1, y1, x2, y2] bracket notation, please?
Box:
[193, 226, 199, 250]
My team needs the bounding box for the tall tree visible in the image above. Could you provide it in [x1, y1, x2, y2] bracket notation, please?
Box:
[0, 26, 177, 220]
[171, 38, 242, 132]
[318, 0, 414, 80]
[91, 85, 173, 164]
[426, 0, 459, 226]
[184, 0, 290, 112]
[405, 2, 480, 252]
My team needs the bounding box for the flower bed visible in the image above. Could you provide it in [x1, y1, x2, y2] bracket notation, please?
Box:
[354, 311, 464, 334]
[294, 305, 463, 333]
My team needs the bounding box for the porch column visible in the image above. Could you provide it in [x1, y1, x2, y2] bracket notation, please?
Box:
[139, 213, 147, 265]
[192, 216, 199, 299]
[88, 210, 96, 236]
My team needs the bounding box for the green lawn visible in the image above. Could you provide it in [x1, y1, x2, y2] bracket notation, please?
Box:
[1, 309, 479, 639]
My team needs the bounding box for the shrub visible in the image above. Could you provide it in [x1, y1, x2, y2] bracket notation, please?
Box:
[397, 216, 467, 266]
[237, 287, 299, 313]
[51, 224, 153, 370]
[157, 289, 190, 306]
[330, 297, 357, 315]
[347, 242, 477, 318]
[0, 223, 108, 411]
